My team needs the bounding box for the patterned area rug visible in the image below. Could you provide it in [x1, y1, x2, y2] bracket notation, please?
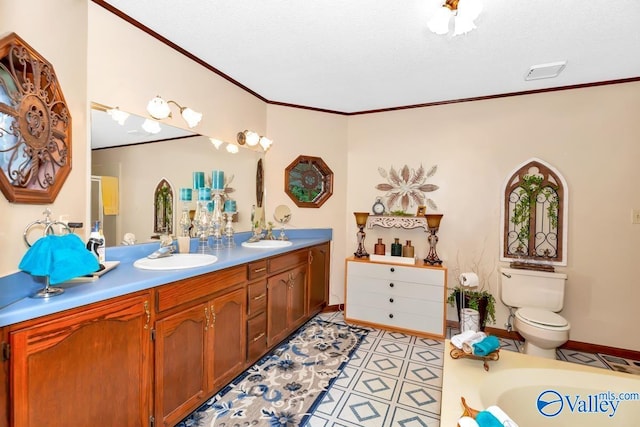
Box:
[177, 319, 368, 427]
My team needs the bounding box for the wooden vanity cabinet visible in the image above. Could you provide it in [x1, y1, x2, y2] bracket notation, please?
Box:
[8, 291, 153, 427]
[266, 250, 308, 347]
[0, 327, 7, 427]
[246, 260, 268, 365]
[154, 266, 246, 427]
[308, 242, 330, 315]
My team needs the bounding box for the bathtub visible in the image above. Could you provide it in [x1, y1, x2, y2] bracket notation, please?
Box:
[441, 341, 640, 427]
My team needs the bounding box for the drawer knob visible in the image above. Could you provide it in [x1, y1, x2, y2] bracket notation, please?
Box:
[390, 267, 395, 272]
[389, 313, 394, 319]
[389, 298, 394, 303]
[389, 283, 394, 288]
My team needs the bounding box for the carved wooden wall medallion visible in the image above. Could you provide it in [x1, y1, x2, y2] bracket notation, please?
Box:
[0, 33, 72, 203]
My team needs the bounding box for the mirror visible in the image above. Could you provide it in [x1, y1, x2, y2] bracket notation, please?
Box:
[284, 155, 333, 208]
[273, 204, 291, 241]
[91, 105, 264, 246]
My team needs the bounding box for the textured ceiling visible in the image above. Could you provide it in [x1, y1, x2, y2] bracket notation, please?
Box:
[101, 0, 640, 114]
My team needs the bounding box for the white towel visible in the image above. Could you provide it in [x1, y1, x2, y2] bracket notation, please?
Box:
[462, 332, 486, 354]
[450, 330, 476, 349]
[457, 416, 479, 427]
[487, 406, 519, 427]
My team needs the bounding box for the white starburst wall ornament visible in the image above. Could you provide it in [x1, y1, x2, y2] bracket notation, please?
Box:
[376, 164, 439, 212]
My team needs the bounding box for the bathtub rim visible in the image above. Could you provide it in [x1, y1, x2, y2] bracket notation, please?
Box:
[441, 340, 640, 427]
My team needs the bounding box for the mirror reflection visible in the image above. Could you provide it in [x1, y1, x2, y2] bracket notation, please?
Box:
[90, 105, 263, 246]
[273, 204, 292, 241]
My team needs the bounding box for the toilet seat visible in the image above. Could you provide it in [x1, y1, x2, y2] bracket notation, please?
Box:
[516, 307, 570, 330]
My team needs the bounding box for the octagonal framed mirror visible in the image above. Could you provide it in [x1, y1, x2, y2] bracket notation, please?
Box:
[285, 155, 333, 208]
[0, 32, 72, 204]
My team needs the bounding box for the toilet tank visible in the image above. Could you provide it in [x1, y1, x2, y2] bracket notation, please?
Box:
[500, 267, 567, 312]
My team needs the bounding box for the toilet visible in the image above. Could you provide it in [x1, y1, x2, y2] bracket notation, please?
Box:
[500, 267, 570, 359]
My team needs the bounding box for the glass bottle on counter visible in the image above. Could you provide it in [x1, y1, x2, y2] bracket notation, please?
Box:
[374, 238, 386, 255]
[391, 238, 402, 256]
[402, 240, 415, 258]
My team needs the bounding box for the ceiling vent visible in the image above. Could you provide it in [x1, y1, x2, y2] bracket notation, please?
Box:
[524, 61, 567, 81]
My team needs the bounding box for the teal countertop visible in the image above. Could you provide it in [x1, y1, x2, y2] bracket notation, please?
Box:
[0, 228, 332, 327]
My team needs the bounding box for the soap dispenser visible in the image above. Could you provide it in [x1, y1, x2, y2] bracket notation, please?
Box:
[86, 221, 105, 264]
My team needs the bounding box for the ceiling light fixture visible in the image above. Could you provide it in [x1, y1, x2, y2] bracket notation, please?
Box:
[428, 0, 483, 36]
[146, 96, 203, 128]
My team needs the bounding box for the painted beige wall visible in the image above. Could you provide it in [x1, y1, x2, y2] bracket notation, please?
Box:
[87, 2, 266, 148]
[347, 82, 640, 350]
[0, 0, 88, 275]
[264, 105, 348, 303]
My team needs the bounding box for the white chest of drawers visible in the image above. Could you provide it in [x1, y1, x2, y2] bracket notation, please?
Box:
[345, 258, 447, 338]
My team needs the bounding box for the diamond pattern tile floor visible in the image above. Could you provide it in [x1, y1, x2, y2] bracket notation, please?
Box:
[305, 310, 639, 427]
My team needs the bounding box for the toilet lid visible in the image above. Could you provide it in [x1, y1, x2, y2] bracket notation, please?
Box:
[517, 307, 568, 327]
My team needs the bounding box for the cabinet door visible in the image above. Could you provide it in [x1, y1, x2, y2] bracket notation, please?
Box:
[210, 288, 246, 390]
[267, 270, 289, 347]
[0, 328, 7, 427]
[10, 293, 152, 427]
[288, 264, 308, 329]
[308, 243, 330, 315]
[155, 303, 209, 427]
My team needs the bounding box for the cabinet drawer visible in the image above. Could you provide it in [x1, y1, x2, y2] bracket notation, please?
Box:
[349, 290, 444, 316]
[348, 277, 443, 302]
[268, 249, 307, 274]
[348, 260, 444, 285]
[247, 260, 267, 281]
[346, 303, 444, 336]
[156, 265, 246, 312]
[247, 311, 267, 362]
[247, 280, 267, 316]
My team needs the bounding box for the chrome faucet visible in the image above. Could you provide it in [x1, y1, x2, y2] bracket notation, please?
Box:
[148, 235, 176, 259]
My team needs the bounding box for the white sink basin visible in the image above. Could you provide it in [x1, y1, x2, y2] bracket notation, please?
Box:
[133, 254, 218, 270]
[241, 240, 293, 249]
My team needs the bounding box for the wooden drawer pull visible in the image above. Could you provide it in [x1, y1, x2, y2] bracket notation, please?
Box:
[253, 267, 267, 273]
[252, 293, 266, 301]
[252, 332, 266, 342]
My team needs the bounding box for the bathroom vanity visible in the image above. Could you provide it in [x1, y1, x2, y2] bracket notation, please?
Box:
[0, 232, 330, 427]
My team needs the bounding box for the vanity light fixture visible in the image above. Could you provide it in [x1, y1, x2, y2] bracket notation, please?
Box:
[209, 138, 223, 150]
[427, 0, 483, 36]
[226, 143, 239, 154]
[237, 130, 274, 151]
[259, 136, 273, 151]
[106, 107, 129, 126]
[146, 96, 203, 128]
[236, 130, 260, 147]
[142, 118, 162, 134]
